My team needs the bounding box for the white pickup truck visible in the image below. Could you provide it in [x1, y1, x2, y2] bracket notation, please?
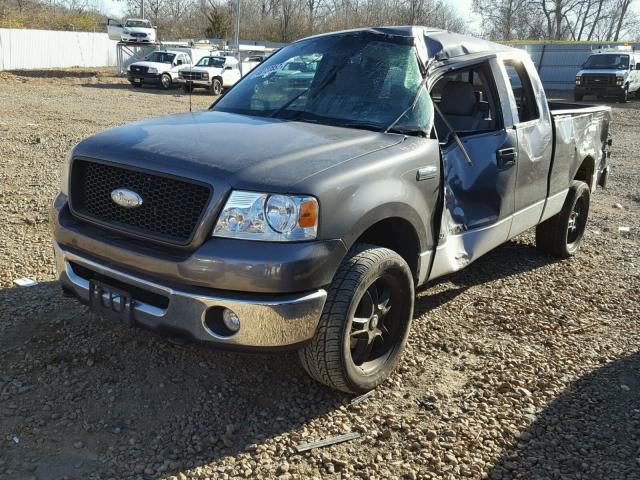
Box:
[178, 56, 242, 95]
[127, 50, 192, 90]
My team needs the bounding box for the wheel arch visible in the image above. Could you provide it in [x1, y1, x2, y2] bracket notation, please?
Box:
[345, 207, 427, 283]
[574, 155, 595, 190]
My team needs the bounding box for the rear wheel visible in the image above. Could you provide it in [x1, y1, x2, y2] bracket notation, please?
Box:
[298, 244, 414, 393]
[210, 78, 222, 95]
[536, 180, 590, 258]
[160, 73, 172, 90]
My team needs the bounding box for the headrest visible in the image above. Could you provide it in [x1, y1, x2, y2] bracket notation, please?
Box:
[440, 81, 477, 116]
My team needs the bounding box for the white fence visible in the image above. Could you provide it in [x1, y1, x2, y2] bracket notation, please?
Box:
[0, 28, 118, 70]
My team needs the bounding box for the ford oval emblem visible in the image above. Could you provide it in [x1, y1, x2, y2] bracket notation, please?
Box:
[111, 188, 143, 208]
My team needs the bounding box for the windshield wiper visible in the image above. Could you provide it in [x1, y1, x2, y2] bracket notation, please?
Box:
[387, 126, 427, 137]
[333, 122, 383, 132]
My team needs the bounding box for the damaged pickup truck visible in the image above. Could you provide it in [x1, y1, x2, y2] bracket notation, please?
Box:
[52, 27, 611, 393]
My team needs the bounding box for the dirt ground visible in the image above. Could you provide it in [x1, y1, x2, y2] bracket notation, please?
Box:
[0, 68, 639, 480]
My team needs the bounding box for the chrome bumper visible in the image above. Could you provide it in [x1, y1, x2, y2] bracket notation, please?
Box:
[176, 78, 210, 87]
[54, 242, 326, 349]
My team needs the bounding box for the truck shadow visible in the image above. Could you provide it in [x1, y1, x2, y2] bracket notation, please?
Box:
[0, 282, 343, 478]
[81, 82, 220, 97]
[0, 239, 560, 478]
[414, 239, 561, 317]
[486, 352, 640, 479]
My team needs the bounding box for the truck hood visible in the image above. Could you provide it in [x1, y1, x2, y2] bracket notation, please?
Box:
[180, 66, 221, 74]
[578, 68, 628, 76]
[73, 111, 403, 191]
[130, 61, 171, 69]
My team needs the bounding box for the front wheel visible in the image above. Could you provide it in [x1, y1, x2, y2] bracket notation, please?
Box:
[160, 73, 172, 90]
[298, 244, 414, 393]
[210, 78, 222, 95]
[536, 180, 590, 258]
[619, 86, 629, 103]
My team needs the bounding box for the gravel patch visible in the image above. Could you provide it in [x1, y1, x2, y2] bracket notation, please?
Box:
[0, 69, 639, 479]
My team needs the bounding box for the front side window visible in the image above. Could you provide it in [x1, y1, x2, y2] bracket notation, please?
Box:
[583, 54, 629, 70]
[431, 64, 500, 140]
[146, 52, 175, 64]
[212, 31, 433, 134]
[503, 60, 539, 123]
[198, 57, 226, 68]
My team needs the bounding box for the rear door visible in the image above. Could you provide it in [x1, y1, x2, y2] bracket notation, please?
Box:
[107, 19, 123, 41]
[499, 57, 553, 237]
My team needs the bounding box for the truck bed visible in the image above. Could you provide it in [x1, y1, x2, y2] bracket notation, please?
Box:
[548, 101, 611, 195]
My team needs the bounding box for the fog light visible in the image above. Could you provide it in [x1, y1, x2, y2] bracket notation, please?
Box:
[203, 307, 240, 337]
[222, 308, 240, 332]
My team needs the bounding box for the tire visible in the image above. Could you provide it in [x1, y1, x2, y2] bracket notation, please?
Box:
[160, 73, 172, 90]
[298, 244, 414, 393]
[619, 86, 629, 103]
[210, 78, 222, 96]
[536, 180, 590, 258]
[574, 93, 583, 102]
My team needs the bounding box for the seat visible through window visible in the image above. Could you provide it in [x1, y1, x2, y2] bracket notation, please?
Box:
[432, 65, 498, 141]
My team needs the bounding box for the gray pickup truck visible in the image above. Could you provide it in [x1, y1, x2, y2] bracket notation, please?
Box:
[52, 27, 611, 393]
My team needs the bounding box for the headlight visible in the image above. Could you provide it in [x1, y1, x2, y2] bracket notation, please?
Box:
[123, 28, 130, 33]
[148, 67, 158, 74]
[59, 150, 73, 196]
[213, 191, 318, 241]
[178, 71, 183, 77]
[575, 76, 581, 85]
[616, 76, 624, 86]
[202, 73, 209, 80]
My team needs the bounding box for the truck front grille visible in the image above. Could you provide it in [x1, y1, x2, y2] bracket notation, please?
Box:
[181, 72, 204, 80]
[582, 74, 615, 86]
[69, 159, 211, 245]
[130, 65, 148, 74]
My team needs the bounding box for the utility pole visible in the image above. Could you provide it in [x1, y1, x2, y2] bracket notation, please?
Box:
[141, 0, 145, 19]
[235, 0, 242, 75]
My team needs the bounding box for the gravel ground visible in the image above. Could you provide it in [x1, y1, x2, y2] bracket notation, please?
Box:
[0, 69, 639, 480]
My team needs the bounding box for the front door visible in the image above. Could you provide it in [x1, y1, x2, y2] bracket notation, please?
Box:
[428, 58, 518, 280]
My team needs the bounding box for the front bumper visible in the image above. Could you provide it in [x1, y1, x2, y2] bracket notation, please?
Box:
[127, 73, 160, 84]
[177, 78, 211, 87]
[54, 241, 327, 349]
[575, 85, 625, 97]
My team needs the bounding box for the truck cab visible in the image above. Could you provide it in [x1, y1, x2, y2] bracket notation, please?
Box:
[127, 50, 192, 90]
[575, 47, 640, 102]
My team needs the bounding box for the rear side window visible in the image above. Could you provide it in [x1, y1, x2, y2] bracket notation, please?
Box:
[503, 60, 539, 123]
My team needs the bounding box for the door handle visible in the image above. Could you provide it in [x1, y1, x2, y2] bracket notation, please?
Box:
[497, 147, 517, 169]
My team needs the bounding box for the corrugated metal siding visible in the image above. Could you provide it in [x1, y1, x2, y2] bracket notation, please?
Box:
[0, 28, 118, 70]
[510, 42, 640, 90]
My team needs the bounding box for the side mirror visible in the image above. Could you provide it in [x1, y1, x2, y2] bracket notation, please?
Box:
[636, 63, 640, 70]
[224, 66, 232, 70]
